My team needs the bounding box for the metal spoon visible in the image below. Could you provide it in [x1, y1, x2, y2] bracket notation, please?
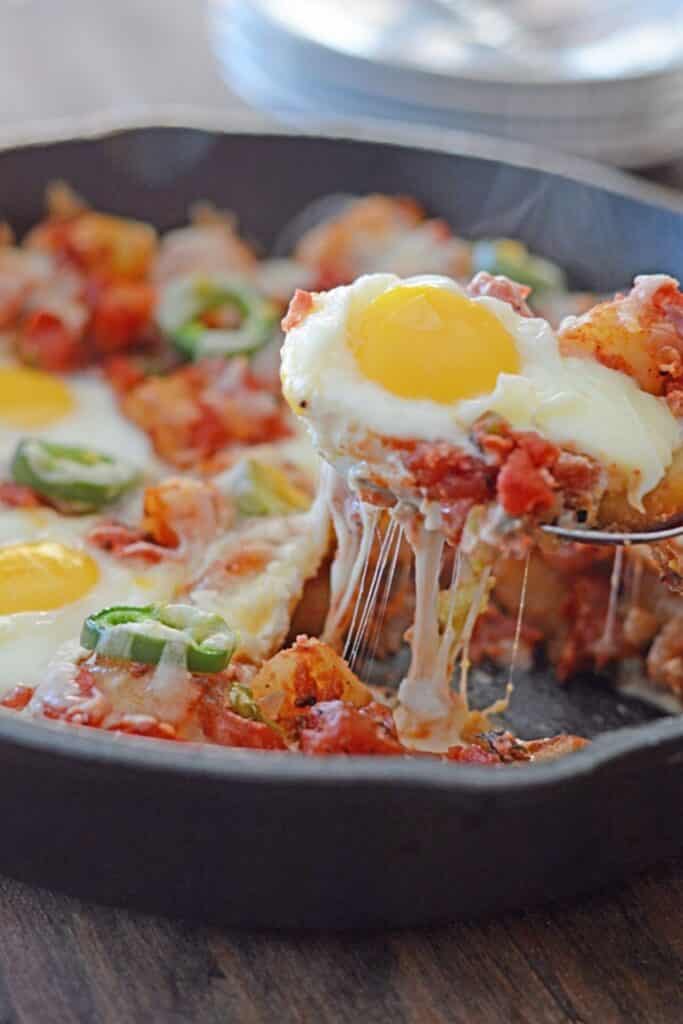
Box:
[541, 519, 683, 546]
[345, 476, 683, 547]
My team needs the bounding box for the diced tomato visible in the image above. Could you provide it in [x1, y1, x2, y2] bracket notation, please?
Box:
[17, 308, 84, 371]
[551, 451, 603, 506]
[104, 355, 147, 393]
[37, 663, 109, 728]
[299, 700, 405, 756]
[1, 685, 34, 711]
[497, 447, 556, 516]
[121, 358, 292, 468]
[199, 697, 287, 751]
[0, 482, 44, 508]
[87, 520, 166, 563]
[281, 289, 314, 331]
[515, 432, 558, 468]
[444, 744, 500, 765]
[74, 665, 98, 695]
[187, 400, 231, 460]
[402, 443, 494, 504]
[87, 519, 146, 552]
[466, 272, 533, 317]
[91, 281, 155, 352]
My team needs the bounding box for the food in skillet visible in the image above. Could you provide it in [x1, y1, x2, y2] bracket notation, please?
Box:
[0, 185, 681, 762]
[281, 270, 683, 747]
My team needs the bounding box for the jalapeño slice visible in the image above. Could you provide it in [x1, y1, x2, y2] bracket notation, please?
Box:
[157, 274, 277, 360]
[81, 603, 237, 673]
[12, 438, 140, 513]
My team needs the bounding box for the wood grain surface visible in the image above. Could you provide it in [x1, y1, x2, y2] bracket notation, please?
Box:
[1, 858, 682, 1024]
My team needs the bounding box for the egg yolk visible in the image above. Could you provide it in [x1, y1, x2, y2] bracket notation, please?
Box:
[0, 366, 74, 427]
[350, 285, 520, 403]
[0, 542, 99, 614]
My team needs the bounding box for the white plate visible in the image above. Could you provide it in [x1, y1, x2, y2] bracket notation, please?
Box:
[213, 0, 683, 166]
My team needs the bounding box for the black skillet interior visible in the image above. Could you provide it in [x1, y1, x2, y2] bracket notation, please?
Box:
[0, 123, 682, 927]
[1, 124, 677, 734]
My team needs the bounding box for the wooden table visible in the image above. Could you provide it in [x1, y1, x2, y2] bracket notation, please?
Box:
[1, 859, 682, 1024]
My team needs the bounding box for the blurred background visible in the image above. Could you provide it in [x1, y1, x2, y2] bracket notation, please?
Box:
[1, 0, 683, 184]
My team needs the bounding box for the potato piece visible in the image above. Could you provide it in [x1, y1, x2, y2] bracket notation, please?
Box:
[27, 201, 157, 282]
[559, 276, 683, 397]
[598, 448, 683, 530]
[294, 194, 470, 286]
[560, 301, 662, 394]
[251, 636, 371, 729]
[493, 552, 568, 633]
[143, 477, 228, 548]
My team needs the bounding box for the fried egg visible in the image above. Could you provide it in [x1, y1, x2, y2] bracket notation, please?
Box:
[0, 504, 181, 694]
[188, 493, 330, 662]
[281, 274, 680, 506]
[0, 360, 179, 698]
[0, 362, 155, 475]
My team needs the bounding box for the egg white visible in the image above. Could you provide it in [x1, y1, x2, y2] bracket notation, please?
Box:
[0, 361, 158, 478]
[0, 506, 182, 695]
[188, 493, 330, 662]
[281, 273, 681, 506]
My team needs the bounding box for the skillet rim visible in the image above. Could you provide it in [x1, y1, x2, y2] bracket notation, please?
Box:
[0, 105, 682, 791]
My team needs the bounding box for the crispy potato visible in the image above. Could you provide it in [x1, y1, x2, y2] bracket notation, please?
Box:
[492, 551, 570, 641]
[559, 277, 683, 397]
[557, 278, 683, 539]
[251, 636, 371, 729]
[597, 448, 683, 529]
[143, 477, 228, 548]
[294, 194, 470, 287]
[27, 205, 157, 282]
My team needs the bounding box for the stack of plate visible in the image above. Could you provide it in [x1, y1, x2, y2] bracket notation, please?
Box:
[210, 0, 683, 167]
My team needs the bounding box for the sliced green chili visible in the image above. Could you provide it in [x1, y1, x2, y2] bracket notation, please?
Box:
[227, 458, 311, 518]
[472, 239, 566, 294]
[11, 438, 140, 513]
[227, 682, 285, 739]
[228, 683, 264, 722]
[157, 273, 278, 360]
[81, 603, 237, 673]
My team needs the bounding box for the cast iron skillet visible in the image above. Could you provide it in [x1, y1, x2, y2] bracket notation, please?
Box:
[1, 113, 682, 929]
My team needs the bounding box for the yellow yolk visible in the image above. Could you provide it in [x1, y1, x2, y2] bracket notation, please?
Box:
[0, 542, 99, 613]
[350, 285, 520, 403]
[0, 366, 74, 427]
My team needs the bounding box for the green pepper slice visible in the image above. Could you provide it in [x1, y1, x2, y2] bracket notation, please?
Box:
[227, 458, 311, 518]
[81, 603, 237, 673]
[228, 682, 264, 721]
[11, 438, 140, 513]
[157, 273, 278, 360]
[472, 239, 567, 294]
[227, 682, 286, 740]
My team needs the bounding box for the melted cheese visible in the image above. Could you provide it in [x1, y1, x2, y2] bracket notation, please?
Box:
[189, 491, 330, 662]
